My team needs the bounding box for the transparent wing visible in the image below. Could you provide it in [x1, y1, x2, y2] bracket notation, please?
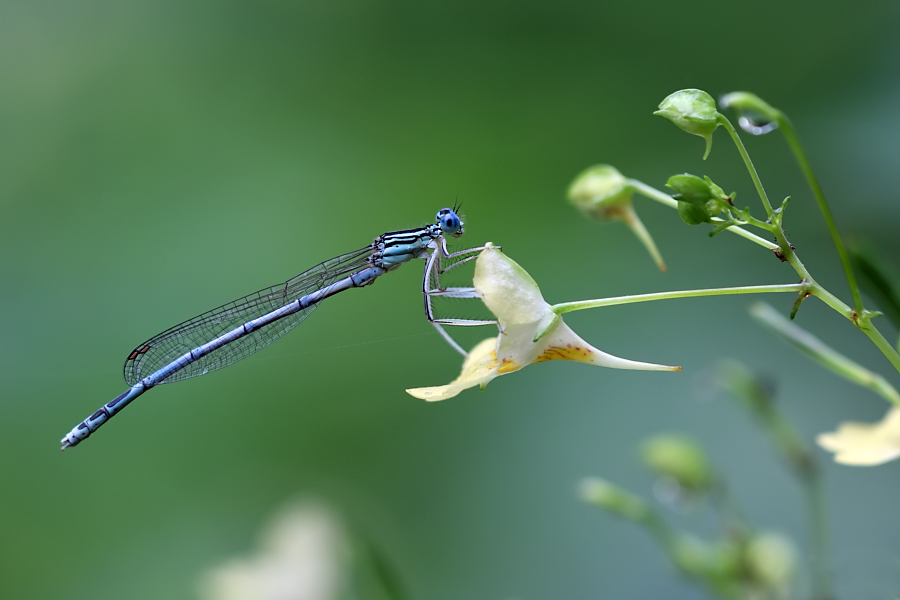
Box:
[124, 245, 376, 385]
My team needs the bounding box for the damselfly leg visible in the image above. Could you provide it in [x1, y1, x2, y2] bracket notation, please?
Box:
[423, 242, 499, 356]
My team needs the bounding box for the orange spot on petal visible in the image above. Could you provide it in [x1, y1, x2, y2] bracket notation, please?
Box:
[534, 345, 594, 364]
[497, 357, 521, 374]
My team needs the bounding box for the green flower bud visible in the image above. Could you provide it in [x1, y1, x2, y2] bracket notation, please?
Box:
[670, 536, 716, 578]
[654, 89, 721, 159]
[568, 165, 667, 271]
[665, 174, 727, 206]
[568, 164, 632, 218]
[745, 532, 796, 591]
[670, 536, 739, 580]
[579, 477, 649, 521]
[677, 200, 715, 225]
[720, 91, 780, 136]
[641, 435, 713, 492]
[666, 174, 730, 226]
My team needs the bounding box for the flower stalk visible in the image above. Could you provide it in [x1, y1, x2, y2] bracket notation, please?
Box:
[718, 361, 831, 600]
[627, 179, 778, 250]
[553, 283, 806, 315]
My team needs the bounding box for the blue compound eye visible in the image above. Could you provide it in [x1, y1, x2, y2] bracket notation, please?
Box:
[442, 214, 460, 231]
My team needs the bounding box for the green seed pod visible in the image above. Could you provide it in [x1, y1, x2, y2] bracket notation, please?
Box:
[654, 89, 721, 159]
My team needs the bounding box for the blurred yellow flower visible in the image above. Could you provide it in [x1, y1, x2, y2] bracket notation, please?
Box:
[816, 407, 900, 466]
[198, 503, 345, 600]
[407, 244, 680, 401]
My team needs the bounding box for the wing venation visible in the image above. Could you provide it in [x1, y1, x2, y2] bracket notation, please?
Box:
[124, 245, 375, 385]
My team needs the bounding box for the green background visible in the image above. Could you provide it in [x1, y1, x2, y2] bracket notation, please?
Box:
[2, 1, 900, 598]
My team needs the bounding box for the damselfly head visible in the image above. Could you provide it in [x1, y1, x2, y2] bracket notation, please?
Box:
[436, 208, 464, 238]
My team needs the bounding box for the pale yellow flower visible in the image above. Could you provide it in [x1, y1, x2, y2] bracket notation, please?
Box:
[407, 245, 680, 401]
[817, 407, 900, 466]
[198, 503, 345, 600]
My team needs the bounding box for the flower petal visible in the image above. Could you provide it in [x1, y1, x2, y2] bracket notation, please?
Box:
[522, 319, 680, 372]
[816, 407, 900, 466]
[406, 337, 498, 402]
[408, 246, 679, 402]
[474, 244, 550, 326]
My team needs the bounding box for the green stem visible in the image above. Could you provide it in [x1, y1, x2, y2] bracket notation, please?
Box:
[859, 325, 900, 377]
[804, 470, 832, 600]
[719, 361, 831, 598]
[776, 113, 864, 315]
[803, 283, 900, 375]
[628, 179, 779, 250]
[750, 302, 900, 407]
[552, 283, 806, 314]
[718, 114, 893, 375]
[630, 141, 900, 375]
[717, 115, 775, 218]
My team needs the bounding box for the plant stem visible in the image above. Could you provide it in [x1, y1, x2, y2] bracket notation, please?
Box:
[804, 470, 832, 600]
[776, 113, 864, 315]
[716, 114, 900, 373]
[628, 129, 900, 375]
[717, 115, 775, 218]
[552, 283, 806, 314]
[859, 324, 900, 376]
[719, 360, 832, 599]
[628, 179, 779, 250]
[750, 302, 900, 407]
[798, 281, 900, 374]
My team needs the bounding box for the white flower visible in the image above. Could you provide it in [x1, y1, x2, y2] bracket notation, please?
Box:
[198, 503, 345, 600]
[817, 407, 900, 466]
[407, 245, 680, 401]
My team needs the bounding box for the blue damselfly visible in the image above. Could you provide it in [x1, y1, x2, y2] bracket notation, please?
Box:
[60, 208, 494, 449]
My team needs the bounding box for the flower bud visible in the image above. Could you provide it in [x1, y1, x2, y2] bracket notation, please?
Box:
[670, 536, 739, 581]
[745, 532, 796, 591]
[654, 89, 721, 159]
[720, 92, 780, 136]
[666, 174, 727, 205]
[568, 164, 632, 218]
[568, 165, 666, 271]
[666, 174, 729, 226]
[579, 477, 649, 521]
[641, 434, 713, 492]
[677, 201, 714, 225]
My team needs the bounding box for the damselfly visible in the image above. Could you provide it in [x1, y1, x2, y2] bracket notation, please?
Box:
[60, 207, 495, 449]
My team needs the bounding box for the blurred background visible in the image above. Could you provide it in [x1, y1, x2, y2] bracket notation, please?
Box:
[2, 1, 900, 598]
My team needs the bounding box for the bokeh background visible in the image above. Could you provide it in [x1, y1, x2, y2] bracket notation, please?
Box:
[3, 1, 900, 598]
